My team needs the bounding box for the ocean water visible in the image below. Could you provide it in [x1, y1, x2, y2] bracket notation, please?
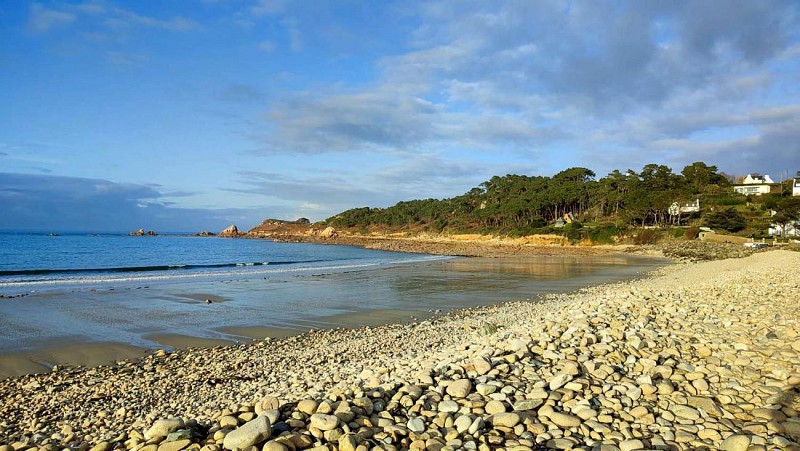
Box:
[0, 231, 444, 288]
[0, 231, 666, 356]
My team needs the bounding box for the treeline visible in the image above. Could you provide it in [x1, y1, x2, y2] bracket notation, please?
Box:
[325, 162, 799, 238]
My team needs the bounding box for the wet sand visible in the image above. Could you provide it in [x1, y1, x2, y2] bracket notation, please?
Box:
[145, 334, 238, 350]
[219, 325, 305, 340]
[0, 342, 147, 379]
[0, 255, 666, 379]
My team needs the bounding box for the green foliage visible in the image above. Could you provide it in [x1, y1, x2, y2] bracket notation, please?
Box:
[761, 194, 781, 210]
[563, 223, 584, 243]
[588, 225, 625, 244]
[327, 207, 374, 228]
[705, 195, 745, 206]
[673, 228, 685, 238]
[704, 208, 746, 232]
[771, 197, 800, 237]
[322, 161, 757, 238]
[778, 197, 800, 217]
[681, 162, 729, 193]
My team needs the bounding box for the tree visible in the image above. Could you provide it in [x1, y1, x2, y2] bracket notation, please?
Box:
[681, 162, 728, 193]
[705, 208, 746, 232]
[772, 197, 800, 238]
[782, 197, 800, 216]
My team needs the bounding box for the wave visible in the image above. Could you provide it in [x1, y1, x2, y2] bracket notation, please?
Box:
[0, 255, 454, 288]
[0, 259, 329, 277]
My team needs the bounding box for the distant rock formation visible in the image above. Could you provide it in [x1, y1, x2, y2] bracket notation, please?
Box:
[218, 225, 240, 237]
[245, 218, 317, 238]
[319, 226, 337, 239]
[130, 229, 157, 236]
[194, 231, 216, 237]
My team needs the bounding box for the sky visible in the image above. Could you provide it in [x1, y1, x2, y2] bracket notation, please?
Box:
[1, 0, 800, 232]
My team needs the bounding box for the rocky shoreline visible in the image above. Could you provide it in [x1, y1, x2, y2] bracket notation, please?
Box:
[2, 251, 799, 450]
[268, 235, 619, 258]
[258, 229, 770, 262]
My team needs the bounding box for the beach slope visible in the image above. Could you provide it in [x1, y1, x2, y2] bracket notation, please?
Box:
[1, 251, 798, 450]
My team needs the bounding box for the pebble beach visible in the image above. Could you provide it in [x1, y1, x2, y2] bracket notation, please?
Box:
[1, 250, 799, 451]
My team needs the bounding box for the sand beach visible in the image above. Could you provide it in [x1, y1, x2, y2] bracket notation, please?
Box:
[0, 249, 797, 450]
[0, 253, 660, 379]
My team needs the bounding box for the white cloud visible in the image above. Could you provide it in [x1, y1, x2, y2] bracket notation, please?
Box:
[27, 3, 76, 34]
[251, 0, 285, 17]
[33, 2, 200, 35]
[260, 89, 443, 153]
[283, 19, 303, 52]
[105, 51, 148, 66]
[248, 0, 800, 179]
[299, 202, 324, 211]
[103, 6, 199, 32]
[258, 40, 276, 53]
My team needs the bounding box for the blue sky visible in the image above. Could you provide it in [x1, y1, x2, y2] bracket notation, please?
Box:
[1, 0, 799, 232]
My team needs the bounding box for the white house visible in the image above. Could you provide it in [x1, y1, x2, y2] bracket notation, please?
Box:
[733, 174, 778, 196]
[769, 210, 800, 237]
[769, 222, 799, 237]
[679, 199, 700, 213]
[793, 178, 800, 197]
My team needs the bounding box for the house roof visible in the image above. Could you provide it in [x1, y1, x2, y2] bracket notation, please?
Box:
[736, 174, 777, 185]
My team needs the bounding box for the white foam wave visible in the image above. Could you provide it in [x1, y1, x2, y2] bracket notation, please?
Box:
[0, 255, 452, 289]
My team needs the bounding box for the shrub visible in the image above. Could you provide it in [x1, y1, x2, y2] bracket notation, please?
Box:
[530, 226, 557, 235]
[685, 227, 700, 240]
[711, 196, 746, 206]
[562, 223, 584, 243]
[588, 224, 625, 244]
[705, 208, 746, 232]
[673, 228, 685, 238]
[632, 229, 660, 245]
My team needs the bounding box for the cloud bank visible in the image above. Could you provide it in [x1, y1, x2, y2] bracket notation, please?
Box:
[0, 173, 270, 232]
[251, 0, 800, 177]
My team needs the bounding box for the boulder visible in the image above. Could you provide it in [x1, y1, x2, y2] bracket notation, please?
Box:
[222, 416, 272, 451]
[319, 226, 337, 239]
[446, 379, 472, 398]
[144, 418, 185, 440]
[219, 225, 240, 237]
[130, 229, 157, 236]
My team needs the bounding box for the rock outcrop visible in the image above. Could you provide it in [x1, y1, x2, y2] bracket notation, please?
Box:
[245, 219, 317, 238]
[218, 225, 240, 237]
[319, 226, 337, 239]
[194, 231, 215, 237]
[661, 241, 758, 261]
[129, 229, 157, 236]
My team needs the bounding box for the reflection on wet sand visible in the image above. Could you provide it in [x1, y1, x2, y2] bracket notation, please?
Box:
[0, 254, 666, 377]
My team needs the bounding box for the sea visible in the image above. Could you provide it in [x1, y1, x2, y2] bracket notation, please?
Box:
[0, 231, 445, 287]
[0, 231, 665, 359]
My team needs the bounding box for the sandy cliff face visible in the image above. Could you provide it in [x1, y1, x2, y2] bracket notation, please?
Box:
[245, 219, 315, 238]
